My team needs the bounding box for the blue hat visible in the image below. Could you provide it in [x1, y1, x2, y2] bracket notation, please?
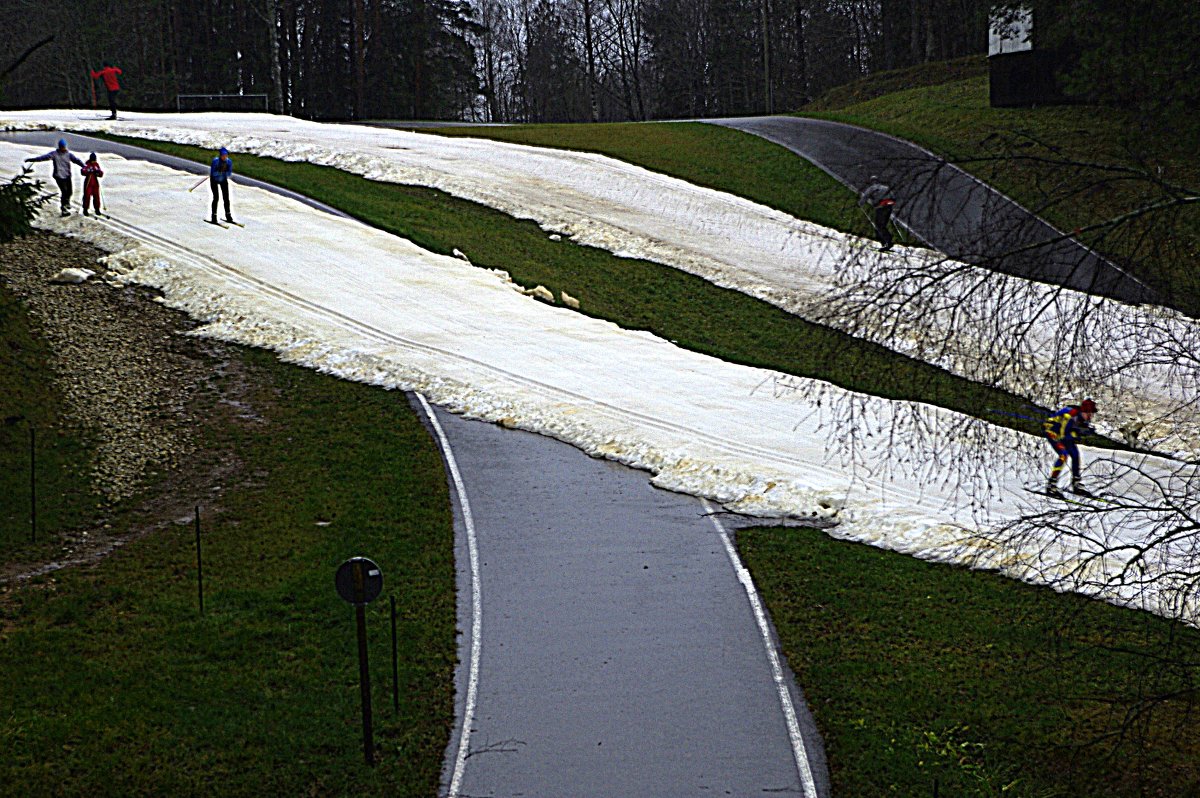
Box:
[219, 147, 228, 155]
[58, 139, 67, 148]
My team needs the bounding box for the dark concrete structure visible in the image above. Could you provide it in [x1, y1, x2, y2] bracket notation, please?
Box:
[988, 6, 1070, 107]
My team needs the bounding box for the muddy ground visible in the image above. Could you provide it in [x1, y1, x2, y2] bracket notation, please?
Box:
[0, 231, 268, 587]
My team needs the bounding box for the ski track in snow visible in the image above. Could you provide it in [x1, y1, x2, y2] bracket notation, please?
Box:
[2, 115, 1197, 621]
[5, 110, 1198, 459]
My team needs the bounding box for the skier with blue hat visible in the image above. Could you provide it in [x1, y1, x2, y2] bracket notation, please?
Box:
[208, 146, 235, 225]
[25, 138, 85, 216]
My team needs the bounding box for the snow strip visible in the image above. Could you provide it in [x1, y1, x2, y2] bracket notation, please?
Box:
[4, 110, 1197, 458]
[3, 140, 1195, 622]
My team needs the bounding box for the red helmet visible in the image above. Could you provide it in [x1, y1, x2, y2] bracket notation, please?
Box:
[1080, 398, 1097, 413]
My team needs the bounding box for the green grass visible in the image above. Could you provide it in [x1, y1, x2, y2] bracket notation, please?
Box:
[739, 525, 1200, 796]
[801, 54, 990, 113]
[0, 345, 453, 796]
[0, 281, 98, 557]
[804, 75, 1200, 316]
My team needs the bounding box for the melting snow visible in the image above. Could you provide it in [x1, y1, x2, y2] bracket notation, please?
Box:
[2, 113, 1197, 621]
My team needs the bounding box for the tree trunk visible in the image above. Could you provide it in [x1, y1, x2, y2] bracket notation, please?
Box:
[351, 0, 366, 118]
[582, 0, 599, 122]
[268, 0, 285, 112]
[761, 0, 772, 113]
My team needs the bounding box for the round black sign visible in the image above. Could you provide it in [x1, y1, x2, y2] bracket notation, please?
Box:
[335, 557, 384, 605]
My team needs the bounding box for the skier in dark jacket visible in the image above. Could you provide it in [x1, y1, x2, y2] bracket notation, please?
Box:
[25, 139, 85, 216]
[91, 62, 123, 119]
[81, 153, 104, 216]
[859, 176, 896, 251]
[1043, 398, 1097, 497]
[209, 147, 234, 224]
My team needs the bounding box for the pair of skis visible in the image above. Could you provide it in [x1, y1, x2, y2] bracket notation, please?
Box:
[189, 177, 244, 228]
[1024, 486, 1117, 506]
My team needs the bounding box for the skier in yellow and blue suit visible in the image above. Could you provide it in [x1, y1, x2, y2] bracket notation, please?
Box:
[1043, 398, 1097, 497]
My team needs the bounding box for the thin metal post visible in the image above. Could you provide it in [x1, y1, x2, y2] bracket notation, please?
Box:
[354, 563, 375, 766]
[391, 595, 399, 713]
[356, 603, 375, 765]
[29, 425, 36, 543]
[195, 506, 204, 615]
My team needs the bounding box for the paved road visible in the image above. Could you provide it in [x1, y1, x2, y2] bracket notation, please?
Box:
[417, 400, 828, 798]
[710, 116, 1158, 307]
[2, 130, 352, 220]
[2, 130, 830, 798]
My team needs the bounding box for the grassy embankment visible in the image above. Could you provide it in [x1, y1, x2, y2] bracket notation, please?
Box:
[101, 120, 1200, 797]
[0, 286, 94, 554]
[806, 66, 1200, 317]
[0, 286, 454, 793]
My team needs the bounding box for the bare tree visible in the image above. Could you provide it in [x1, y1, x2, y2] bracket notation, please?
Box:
[774, 136, 1200, 710]
[251, 0, 287, 112]
[602, 0, 647, 119]
[581, 0, 599, 121]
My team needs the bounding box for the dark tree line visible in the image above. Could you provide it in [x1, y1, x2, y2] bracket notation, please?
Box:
[0, 0, 481, 120]
[481, 0, 992, 122]
[1, 1, 1195, 123]
[995, 0, 1200, 130]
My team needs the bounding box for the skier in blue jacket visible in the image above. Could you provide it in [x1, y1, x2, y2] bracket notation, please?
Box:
[1043, 398, 1097, 497]
[25, 139, 85, 216]
[209, 146, 234, 224]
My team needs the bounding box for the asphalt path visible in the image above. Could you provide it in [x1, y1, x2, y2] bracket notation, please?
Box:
[2, 130, 351, 220]
[709, 116, 1159, 308]
[3, 130, 830, 797]
[415, 398, 828, 798]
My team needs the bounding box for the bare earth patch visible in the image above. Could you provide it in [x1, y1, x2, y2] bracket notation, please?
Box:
[0, 231, 267, 586]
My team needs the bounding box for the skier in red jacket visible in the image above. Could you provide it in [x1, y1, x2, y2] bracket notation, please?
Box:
[90, 62, 123, 119]
[81, 153, 104, 216]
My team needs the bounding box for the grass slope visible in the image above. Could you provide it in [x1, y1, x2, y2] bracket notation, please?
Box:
[740, 526, 1200, 796]
[805, 75, 1200, 316]
[800, 54, 989, 113]
[0, 302, 453, 793]
[0, 283, 96, 555]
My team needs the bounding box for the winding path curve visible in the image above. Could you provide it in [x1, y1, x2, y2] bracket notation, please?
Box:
[709, 116, 1159, 308]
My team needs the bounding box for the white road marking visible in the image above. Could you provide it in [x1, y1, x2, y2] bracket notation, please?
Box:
[704, 499, 818, 798]
[416, 395, 481, 798]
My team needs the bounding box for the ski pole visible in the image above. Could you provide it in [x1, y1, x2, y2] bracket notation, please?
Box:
[90, 74, 96, 109]
[857, 204, 879, 239]
[985, 408, 1035, 421]
[984, 408, 1047, 423]
[187, 175, 207, 192]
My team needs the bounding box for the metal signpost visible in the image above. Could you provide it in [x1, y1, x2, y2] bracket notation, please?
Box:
[335, 557, 384, 766]
[194, 506, 204, 615]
